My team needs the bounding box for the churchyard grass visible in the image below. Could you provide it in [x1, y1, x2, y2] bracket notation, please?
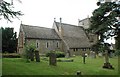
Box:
[2, 56, 118, 75]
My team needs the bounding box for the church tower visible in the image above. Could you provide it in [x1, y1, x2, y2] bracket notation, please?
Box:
[78, 16, 91, 29]
[78, 17, 99, 46]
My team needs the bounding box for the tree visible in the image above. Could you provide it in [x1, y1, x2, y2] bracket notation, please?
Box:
[89, 1, 120, 51]
[1, 27, 17, 53]
[88, 0, 120, 69]
[0, 0, 23, 22]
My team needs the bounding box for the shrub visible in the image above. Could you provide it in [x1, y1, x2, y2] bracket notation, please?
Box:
[46, 51, 65, 58]
[46, 51, 51, 57]
[56, 51, 65, 58]
[115, 50, 120, 56]
[22, 44, 36, 62]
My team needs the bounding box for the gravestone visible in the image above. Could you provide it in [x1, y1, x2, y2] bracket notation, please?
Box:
[89, 51, 93, 58]
[35, 50, 40, 62]
[102, 50, 114, 69]
[65, 50, 70, 58]
[82, 53, 87, 64]
[90, 51, 96, 58]
[30, 50, 34, 61]
[98, 52, 102, 57]
[93, 52, 96, 58]
[49, 51, 56, 66]
[65, 53, 69, 58]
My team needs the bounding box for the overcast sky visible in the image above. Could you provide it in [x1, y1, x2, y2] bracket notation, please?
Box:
[1, 0, 98, 32]
[0, 0, 115, 43]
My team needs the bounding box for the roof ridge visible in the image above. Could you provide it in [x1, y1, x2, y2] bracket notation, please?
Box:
[21, 24, 52, 29]
[55, 22, 84, 29]
[55, 22, 77, 27]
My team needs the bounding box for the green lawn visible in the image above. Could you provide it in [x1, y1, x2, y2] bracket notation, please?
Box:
[2, 56, 119, 75]
[0, 58, 2, 76]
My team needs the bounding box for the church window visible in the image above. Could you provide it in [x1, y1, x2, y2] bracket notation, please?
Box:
[76, 48, 78, 51]
[82, 48, 86, 51]
[46, 42, 49, 48]
[73, 48, 78, 51]
[36, 40, 39, 48]
[73, 49, 75, 51]
[89, 48, 91, 50]
[57, 42, 59, 48]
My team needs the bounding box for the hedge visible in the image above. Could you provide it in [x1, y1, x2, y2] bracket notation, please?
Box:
[46, 51, 65, 58]
[2, 53, 21, 58]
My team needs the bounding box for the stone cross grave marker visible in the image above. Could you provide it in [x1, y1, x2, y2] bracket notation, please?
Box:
[82, 53, 87, 64]
[102, 50, 114, 69]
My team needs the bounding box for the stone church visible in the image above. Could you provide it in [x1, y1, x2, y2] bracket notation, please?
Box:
[17, 18, 98, 56]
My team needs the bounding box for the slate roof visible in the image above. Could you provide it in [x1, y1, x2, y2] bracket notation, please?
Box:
[55, 22, 91, 48]
[21, 22, 91, 48]
[21, 24, 61, 40]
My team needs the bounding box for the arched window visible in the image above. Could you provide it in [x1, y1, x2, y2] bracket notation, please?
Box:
[57, 42, 59, 48]
[36, 40, 39, 48]
[46, 42, 49, 48]
[73, 49, 75, 52]
[76, 48, 78, 51]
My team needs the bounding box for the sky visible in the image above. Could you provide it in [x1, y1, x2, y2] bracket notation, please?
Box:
[1, 0, 98, 32]
[0, 0, 115, 43]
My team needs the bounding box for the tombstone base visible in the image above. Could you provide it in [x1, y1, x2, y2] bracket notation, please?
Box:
[102, 63, 114, 69]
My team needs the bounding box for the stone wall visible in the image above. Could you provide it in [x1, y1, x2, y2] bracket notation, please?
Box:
[25, 39, 63, 54]
[69, 48, 91, 56]
[17, 31, 25, 54]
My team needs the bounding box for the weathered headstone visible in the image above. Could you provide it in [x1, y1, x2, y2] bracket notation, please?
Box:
[65, 50, 70, 58]
[89, 51, 93, 58]
[82, 53, 87, 64]
[102, 50, 114, 69]
[90, 51, 96, 58]
[49, 51, 56, 66]
[93, 52, 96, 58]
[65, 53, 69, 58]
[35, 50, 40, 62]
[98, 52, 102, 57]
[30, 50, 34, 61]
